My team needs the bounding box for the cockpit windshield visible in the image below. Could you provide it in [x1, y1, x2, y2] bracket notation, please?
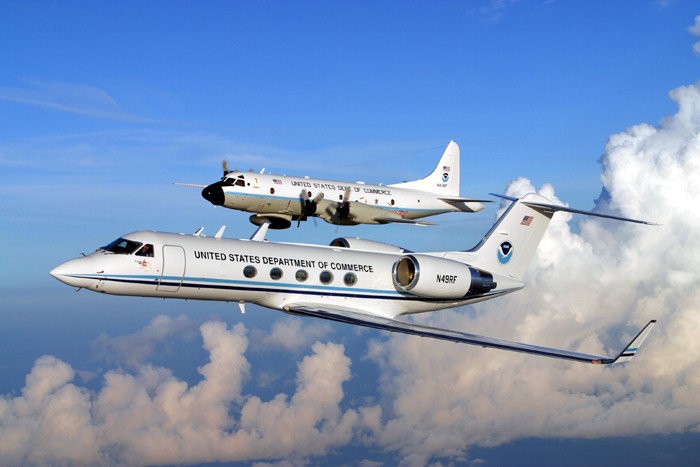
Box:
[222, 175, 246, 187]
[100, 237, 143, 254]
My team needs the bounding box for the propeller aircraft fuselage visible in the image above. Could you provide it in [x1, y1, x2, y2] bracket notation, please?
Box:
[199, 141, 487, 229]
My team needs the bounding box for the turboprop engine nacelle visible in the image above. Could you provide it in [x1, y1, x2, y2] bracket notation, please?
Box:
[392, 254, 496, 299]
[329, 237, 412, 254]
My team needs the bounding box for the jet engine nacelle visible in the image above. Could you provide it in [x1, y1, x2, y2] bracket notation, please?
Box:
[329, 237, 411, 254]
[392, 254, 496, 299]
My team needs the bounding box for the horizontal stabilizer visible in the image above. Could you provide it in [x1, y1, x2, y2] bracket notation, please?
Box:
[284, 303, 656, 365]
[439, 197, 493, 204]
[491, 194, 660, 225]
[374, 217, 435, 226]
[173, 182, 207, 188]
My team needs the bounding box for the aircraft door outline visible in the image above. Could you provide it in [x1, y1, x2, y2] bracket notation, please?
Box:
[157, 245, 185, 292]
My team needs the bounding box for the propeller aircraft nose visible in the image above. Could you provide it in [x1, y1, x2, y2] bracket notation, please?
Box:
[202, 182, 225, 206]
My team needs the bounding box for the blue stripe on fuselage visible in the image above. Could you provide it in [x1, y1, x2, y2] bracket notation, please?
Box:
[62, 273, 511, 303]
[223, 190, 450, 214]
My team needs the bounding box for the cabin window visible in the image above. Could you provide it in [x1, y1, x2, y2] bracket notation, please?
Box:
[135, 244, 154, 257]
[101, 237, 143, 255]
[343, 272, 357, 287]
[319, 270, 333, 284]
[270, 187, 275, 195]
[390, 199, 395, 206]
[235, 176, 245, 187]
[295, 269, 308, 282]
[270, 267, 283, 280]
[243, 265, 257, 278]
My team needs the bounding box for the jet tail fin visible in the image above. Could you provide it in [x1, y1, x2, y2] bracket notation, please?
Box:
[467, 194, 657, 282]
[388, 140, 461, 196]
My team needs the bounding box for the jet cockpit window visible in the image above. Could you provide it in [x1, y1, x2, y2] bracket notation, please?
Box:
[135, 244, 154, 257]
[101, 238, 143, 255]
[234, 176, 245, 187]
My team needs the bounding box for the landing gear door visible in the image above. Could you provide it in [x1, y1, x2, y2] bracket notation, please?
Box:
[157, 245, 185, 292]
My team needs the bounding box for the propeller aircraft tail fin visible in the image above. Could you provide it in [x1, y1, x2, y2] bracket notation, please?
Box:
[389, 140, 461, 197]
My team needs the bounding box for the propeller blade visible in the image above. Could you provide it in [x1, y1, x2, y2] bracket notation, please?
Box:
[222, 160, 230, 176]
[337, 187, 352, 219]
[297, 190, 325, 227]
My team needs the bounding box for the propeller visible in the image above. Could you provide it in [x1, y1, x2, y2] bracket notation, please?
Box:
[297, 190, 325, 227]
[222, 160, 231, 177]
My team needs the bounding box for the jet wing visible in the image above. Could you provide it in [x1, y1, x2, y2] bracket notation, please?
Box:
[283, 303, 656, 365]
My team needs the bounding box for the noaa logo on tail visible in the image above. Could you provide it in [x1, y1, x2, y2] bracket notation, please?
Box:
[442, 172, 450, 182]
[497, 241, 513, 264]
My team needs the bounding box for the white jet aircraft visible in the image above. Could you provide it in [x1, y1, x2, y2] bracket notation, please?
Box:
[51, 193, 657, 364]
[195, 140, 487, 229]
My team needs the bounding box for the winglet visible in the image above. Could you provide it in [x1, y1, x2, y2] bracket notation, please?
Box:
[597, 320, 657, 364]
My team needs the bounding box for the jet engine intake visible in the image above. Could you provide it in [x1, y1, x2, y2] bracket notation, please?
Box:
[392, 254, 496, 298]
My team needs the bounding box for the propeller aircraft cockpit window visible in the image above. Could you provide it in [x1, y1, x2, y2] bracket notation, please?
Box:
[100, 238, 143, 255]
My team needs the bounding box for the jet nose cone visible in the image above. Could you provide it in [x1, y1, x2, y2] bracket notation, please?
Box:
[202, 182, 225, 206]
[50, 256, 97, 288]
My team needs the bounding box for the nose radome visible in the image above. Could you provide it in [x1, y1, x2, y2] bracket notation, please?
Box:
[202, 182, 225, 206]
[50, 256, 97, 288]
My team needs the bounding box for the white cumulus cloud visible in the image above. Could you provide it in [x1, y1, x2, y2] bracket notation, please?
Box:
[0, 320, 372, 466]
[253, 316, 334, 353]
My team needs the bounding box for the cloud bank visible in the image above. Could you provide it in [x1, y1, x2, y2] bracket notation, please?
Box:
[363, 80, 700, 464]
[0, 319, 369, 466]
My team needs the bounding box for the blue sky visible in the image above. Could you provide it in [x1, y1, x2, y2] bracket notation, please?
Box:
[2, 1, 700, 465]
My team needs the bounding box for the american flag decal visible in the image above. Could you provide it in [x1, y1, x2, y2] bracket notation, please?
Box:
[520, 215, 533, 226]
[273, 179, 282, 185]
[442, 165, 450, 172]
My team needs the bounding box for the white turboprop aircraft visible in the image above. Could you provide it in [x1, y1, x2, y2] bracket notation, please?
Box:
[51, 193, 657, 364]
[194, 140, 487, 229]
